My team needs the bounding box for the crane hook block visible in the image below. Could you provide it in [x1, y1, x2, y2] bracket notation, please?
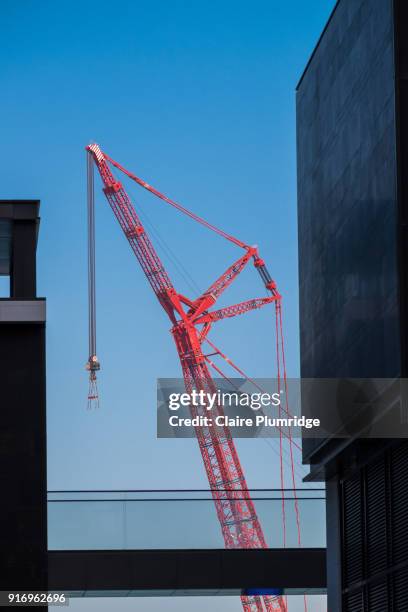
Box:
[86, 354, 100, 372]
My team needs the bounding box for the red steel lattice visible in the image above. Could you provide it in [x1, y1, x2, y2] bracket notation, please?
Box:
[86, 142, 305, 612]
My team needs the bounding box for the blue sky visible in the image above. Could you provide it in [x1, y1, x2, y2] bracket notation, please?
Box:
[0, 0, 335, 489]
[1, 1, 334, 608]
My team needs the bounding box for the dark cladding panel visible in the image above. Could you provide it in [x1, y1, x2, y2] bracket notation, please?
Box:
[48, 548, 327, 592]
[0, 220, 12, 275]
[296, 2, 403, 609]
[343, 474, 363, 587]
[0, 201, 47, 606]
[390, 443, 408, 565]
[11, 220, 38, 298]
[395, 0, 408, 376]
[337, 443, 408, 609]
[0, 323, 47, 591]
[296, 0, 399, 379]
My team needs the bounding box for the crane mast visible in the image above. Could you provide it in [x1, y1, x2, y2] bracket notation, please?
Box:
[86, 143, 290, 611]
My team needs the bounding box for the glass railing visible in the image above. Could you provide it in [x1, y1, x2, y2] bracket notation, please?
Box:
[47, 489, 326, 550]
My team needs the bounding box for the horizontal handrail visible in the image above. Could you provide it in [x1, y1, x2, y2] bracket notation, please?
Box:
[48, 488, 325, 493]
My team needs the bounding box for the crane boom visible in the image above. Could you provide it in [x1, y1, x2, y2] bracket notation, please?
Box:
[87, 143, 176, 320]
[86, 143, 289, 612]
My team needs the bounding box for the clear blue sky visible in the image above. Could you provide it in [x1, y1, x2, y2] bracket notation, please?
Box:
[2, 1, 334, 609]
[0, 0, 334, 488]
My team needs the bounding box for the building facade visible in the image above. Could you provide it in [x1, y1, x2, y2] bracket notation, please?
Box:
[0, 201, 47, 608]
[297, 1, 408, 610]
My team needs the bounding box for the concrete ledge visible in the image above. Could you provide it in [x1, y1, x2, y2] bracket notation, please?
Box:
[0, 200, 40, 220]
[0, 299, 46, 322]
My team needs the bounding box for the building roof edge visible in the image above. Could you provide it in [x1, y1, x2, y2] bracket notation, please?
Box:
[296, 0, 341, 91]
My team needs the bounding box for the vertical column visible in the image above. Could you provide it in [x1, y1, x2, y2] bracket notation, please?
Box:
[325, 479, 343, 612]
[394, 0, 408, 377]
[10, 218, 38, 298]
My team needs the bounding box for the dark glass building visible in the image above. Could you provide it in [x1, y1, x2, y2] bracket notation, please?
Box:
[0, 201, 47, 609]
[297, 0, 408, 610]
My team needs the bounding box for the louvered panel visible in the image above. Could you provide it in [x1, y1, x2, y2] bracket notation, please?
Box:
[344, 589, 364, 611]
[394, 567, 408, 610]
[367, 579, 388, 611]
[366, 459, 387, 576]
[343, 475, 364, 586]
[391, 443, 408, 564]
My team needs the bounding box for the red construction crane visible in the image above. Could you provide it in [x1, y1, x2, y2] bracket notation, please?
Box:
[85, 142, 303, 612]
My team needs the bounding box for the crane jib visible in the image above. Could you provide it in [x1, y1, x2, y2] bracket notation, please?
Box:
[84, 142, 303, 612]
